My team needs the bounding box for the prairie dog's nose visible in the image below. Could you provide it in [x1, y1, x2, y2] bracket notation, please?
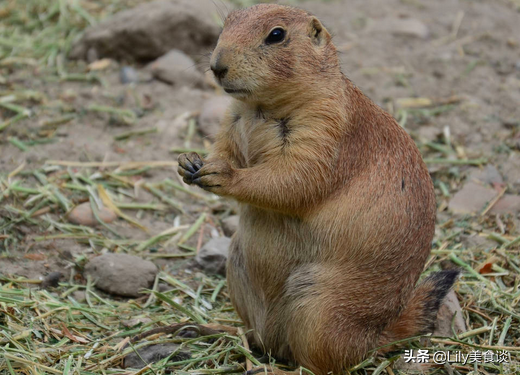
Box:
[210, 50, 228, 80]
[210, 60, 228, 80]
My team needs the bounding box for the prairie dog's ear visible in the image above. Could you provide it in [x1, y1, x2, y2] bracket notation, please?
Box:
[309, 17, 331, 46]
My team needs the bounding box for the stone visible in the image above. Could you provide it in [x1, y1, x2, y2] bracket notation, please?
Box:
[122, 317, 153, 328]
[196, 237, 231, 276]
[501, 153, 520, 188]
[468, 165, 503, 186]
[460, 234, 496, 250]
[86, 48, 99, 63]
[489, 194, 520, 215]
[198, 96, 232, 141]
[41, 272, 63, 289]
[120, 66, 139, 84]
[72, 291, 87, 303]
[85, 253, 158, 297]
[155, 112, 191, 141]
[373, 18, 430, 39]
[123, 343, 190, 369]
[147, 50, 205, 88]
[221, 215, 239, 237]
[69, 0, 223, 62]
[433, 290, 467, 337]
[449, 181, 520, 216]
[448, 182, 498, 214]
[393, 357, 432, 374]
[416, 126, 441, 142]
[67, 202, 117, 227]
[88, 58, 112, 71]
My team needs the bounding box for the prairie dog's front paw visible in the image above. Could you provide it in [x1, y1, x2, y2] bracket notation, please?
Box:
[192, 159, 235, 195]
[178, 152, 204, 184]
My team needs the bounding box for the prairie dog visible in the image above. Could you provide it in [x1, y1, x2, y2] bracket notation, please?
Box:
[178, 4, 458, 374]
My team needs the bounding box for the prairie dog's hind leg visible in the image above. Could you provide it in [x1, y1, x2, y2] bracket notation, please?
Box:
[283, 266, 456, 374]
[282, 265, 395, 375]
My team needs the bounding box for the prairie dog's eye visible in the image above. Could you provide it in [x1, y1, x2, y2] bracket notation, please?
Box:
[265, 27, 285, 45]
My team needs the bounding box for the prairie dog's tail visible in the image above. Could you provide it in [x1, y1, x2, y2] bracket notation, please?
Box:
[378, 270, 460, 349]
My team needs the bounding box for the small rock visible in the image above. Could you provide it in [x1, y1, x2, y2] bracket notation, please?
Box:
[373, 18, 429, 39]
[502, 153, 520, 188]
[395, 18, 429, 39]
[155, 113, 188, 141]
[85, 253, 158, 297]
[393, 357, 432, 373]
[198, 96, 232, 141]
[86, 48, 99, 63]
[493, 60, 514, 75]
[433, 290, 467, 337]
[120, 66, 139, 84]
[123, 343, 190, 369]
[158, 283, 171, 293]
[221, 215, 239, 237]
[460, 234, 496, 250]
[88, 58, 112, 71]
[448, 182, 498, 214]
[58, 249, 73, 261]
[501, 118, 519, 129]
[468, 165, 503, 186]
[72, 290, 87, 303]
[489, 194, 520, 215]
[416, 126, 441, 142]
[196, 237, 231, 276]
[41, 272, 63, 289]
[67, 202, 117, 227]
[449, 182, 520, 215]
[69, 0, 224, 61]
[147, 49, 204, 87]
[122, 317, 153, 328]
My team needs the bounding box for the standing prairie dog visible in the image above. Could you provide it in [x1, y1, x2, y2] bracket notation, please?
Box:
[178, 4, 458, 374]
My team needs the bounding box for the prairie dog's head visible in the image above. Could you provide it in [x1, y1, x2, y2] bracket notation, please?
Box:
[210, 4, 338, 103]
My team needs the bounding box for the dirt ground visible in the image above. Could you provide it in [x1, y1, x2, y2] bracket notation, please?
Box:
[1, 0, 520, 374]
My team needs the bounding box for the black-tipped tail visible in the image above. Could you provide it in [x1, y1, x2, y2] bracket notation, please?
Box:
[421, 269, 460, 331]
[378, 269, 460, 349]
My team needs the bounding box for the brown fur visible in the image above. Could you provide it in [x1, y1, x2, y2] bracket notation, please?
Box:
[178, 4, 457, 374]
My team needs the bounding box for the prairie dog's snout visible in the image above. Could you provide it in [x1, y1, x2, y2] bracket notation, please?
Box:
[210, 49, 228, 81]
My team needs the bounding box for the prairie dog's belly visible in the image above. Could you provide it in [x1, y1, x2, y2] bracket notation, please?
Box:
[234, 199, 358, 279]
[239, 205, 316, 260]
[228, 204, 318, 355]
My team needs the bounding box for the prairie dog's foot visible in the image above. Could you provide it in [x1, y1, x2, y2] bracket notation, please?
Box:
[191, 159, 235, 195]
[178, 152, 204, 184]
